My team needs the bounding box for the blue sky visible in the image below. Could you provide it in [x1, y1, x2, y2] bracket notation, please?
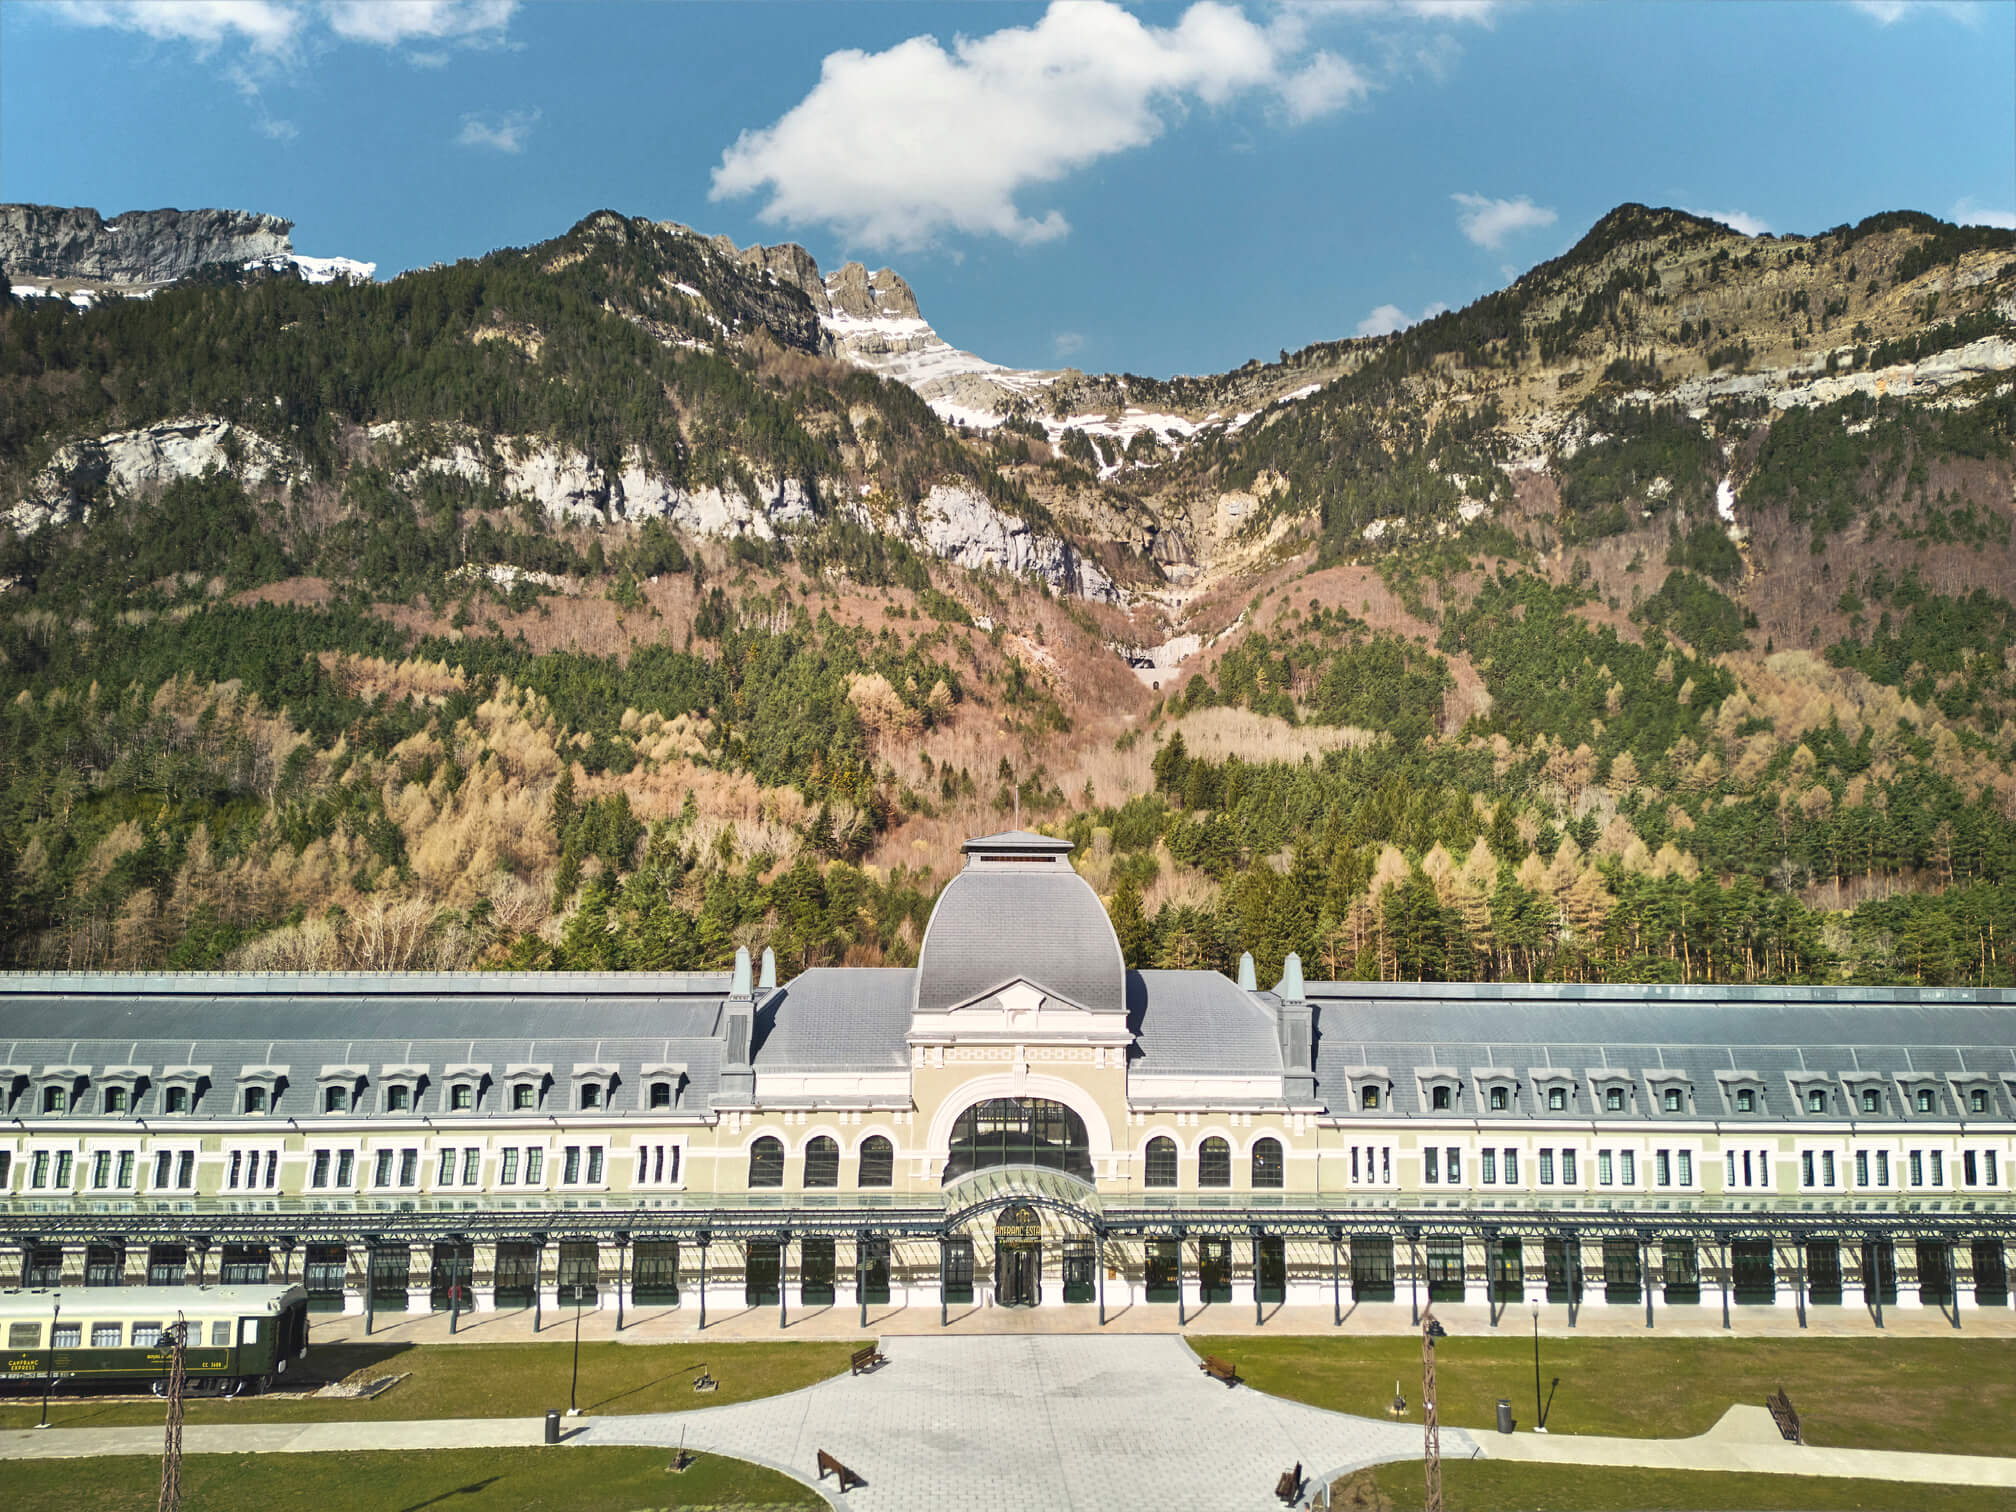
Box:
[4, 1, 2012, 376]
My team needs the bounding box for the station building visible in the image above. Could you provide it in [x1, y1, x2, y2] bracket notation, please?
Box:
[3, 831, 2013, 1326]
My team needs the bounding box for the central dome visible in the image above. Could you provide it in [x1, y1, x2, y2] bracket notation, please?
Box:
[914, 832, 1126, 1016]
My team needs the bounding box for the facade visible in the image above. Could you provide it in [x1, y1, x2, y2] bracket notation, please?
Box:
[3, 830, 2013, 1326]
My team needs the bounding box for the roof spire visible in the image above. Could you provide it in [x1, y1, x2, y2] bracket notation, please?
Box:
[1237, 952, 1257, 992]
[1273, 952, 1305, 1002]
[731, 946, 753, 998]
[758, 947, 777, 991]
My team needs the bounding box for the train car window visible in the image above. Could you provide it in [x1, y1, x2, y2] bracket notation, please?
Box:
[8, 1323, 41, 1348]
[240, 1319, 262, 1345]
[131, 1322, 163, 1348]
[52, 1323, 80, 1348]
[211, 1321, 232, 1346]
[92, 1323, 122, 1347]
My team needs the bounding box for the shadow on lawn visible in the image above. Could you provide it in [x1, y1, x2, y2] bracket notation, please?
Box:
[583, 1357, 716, 1414]
[398, 1476, 500, 1511]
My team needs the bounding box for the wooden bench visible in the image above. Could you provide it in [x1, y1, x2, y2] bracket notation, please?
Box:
[1199, 1355, 1240, 1387]
[1274, 1461, 1303, 1504]
[817, 1449, 865, 1493]
[1766, 1388, 1801, 1444]
[849, 1345, 887, 1376]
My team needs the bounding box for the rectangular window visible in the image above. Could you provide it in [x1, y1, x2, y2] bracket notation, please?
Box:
[229, 1151, 243, 1189]
[92, 1323, 122, 1348]
[336, 1150, 354, 1187]
[1823, 1151, 1835, 1188]
[525, 1148, 543, 1185]
[30, 1151, 49, 1188]
[1620, 1150, 1636, 1185]
[1743, 1150, 1754, 1187]
[1598, 1150, 1613, 1186]
[1727, 1152, 1737, 1188]
[500, 1148, 519, 1184]
[438, 1148, 456, 1186]
[586, 1147, 604, 1184]
[1678, 1151, 1693, 1186]
[1856, 1150, 1869, 1186]
[131, 1322, 162, 1349]
[1382, 1147, 1390, 1183]
[1424, 1147, 1439, 1183]
[1656, 1150, 1671, 1186]
[92, 1151, 111, 1189]
[1481, 1149, 1496, 1184]
[1910, 1151, 1924, 1186]
[52, 1322, 80, 1349]
[1562, 1149, 1577, 1184]
[397, 1149, 418, 1187]
[210, 1321, 232, 1347]
[1503, 1149, 1518, 1185]
[312, 1151, 330, 1188]
[116, 1151, 133, 1188]
[1931, 1151, 1943, 1187]
[463, 1149, 481, 1185]
[7, 1322, 41, 1348]
[1988, 1152, 2000, 1187]
[264, 1151, 278, 1188]
[1539, 1149, 1555, 1185]
[0, 1152, 9, 1187]
[563, 1146, 581, 1185]
[1351, 1147, 1359, 1182]
[1965, 1150, 1978, 1185]
[374, 1151, 395, 1188]
[1445, 1148, 1460, 1184]
[1877, 1150, 1889, 1187]
[175, 1151, 194, 1188]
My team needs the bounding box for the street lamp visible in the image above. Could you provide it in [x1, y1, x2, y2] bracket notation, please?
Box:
[566, 1259, 585, 1417]
[1530, 1302, 1547, 1433]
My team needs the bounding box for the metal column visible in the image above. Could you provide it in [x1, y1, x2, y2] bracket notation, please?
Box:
[858, 1230, 868, 1330]
[1253, 1233, 1263, 1326]
[779, 1230, 789, 1330]
[1331, 1229, 1341, 1327]
[1096, 1227, 1106, 1327]
[940, 1234, 948, 1329]
[697, 1233, 708, 1331]
[1175, 1231, 1186, 1327]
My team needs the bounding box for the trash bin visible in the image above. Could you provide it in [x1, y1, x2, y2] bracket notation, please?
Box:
[545, 1409, 562, 1445]
[1496, 1398, 1514, 1435]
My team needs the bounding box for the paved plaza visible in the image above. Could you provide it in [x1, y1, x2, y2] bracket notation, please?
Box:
[576, 1334, 1455, 1511]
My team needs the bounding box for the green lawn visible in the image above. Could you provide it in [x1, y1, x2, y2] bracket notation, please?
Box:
[0, 1339, 861, 1430]
[8, 1447, 821, 1512]
[1347, 1460, 2016, 1512]
[1193, 1334, 2016, 1456]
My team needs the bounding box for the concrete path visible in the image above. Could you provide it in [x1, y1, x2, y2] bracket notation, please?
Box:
[576, 1334, 1452, 1512]
[1478, 1402, 2016, 1489]
[0, 1415, 548, 1459]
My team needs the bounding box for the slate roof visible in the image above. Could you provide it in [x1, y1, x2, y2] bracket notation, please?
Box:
[1306, 982, 2016, 1124]
[913, 866, 1126, 1017]
[0, 972, 731, 1120]
[753, 969, 914, 1071]
[1127, 970, 1282, 1077]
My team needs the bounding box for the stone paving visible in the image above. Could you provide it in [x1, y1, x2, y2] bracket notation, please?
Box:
[577, 1334, 1457, 1512]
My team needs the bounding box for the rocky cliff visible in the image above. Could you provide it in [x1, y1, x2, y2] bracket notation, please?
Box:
[0, 204, 295, 284]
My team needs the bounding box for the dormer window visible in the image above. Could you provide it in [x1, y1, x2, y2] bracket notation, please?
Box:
[1604, 1087, 1625, 1112]
[513, 1084, 536, 1110]
[1860, 1088, 1882, 1114]
[649, 1081, 673, 1110]
[1661, 1088, 1683, 1113]
[450, 1084, 474, 1112]
[1971, 1088, 1989, 1114]
[42, 1085, 67, 1114]
[1735, 1089, 1756, 1113]
[386, 1085, 411, 1112]
[1361, 1087, 1381, 1110]
[243, 1086, 268, 1114]
[106, 1087, 130, 1114]
[165, 1086, 190, 1114]
[325, 1085, 349, 1113]
[1807, 1089, 1828, 1113]
[1489, 1086, 1509, 1112]
[1914, 1088, 1935, 1114]
[1547, 1087, 1567, 1111]
[579, 1083, 603, 1111]
[1430, 1086, 1450, 1110]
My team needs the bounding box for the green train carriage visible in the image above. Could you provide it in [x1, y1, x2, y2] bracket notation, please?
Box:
[1, 1284, 310, 1396]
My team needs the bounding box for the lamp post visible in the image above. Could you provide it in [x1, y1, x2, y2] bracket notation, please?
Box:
[1529, 1301, 1542, 1427]
[566, 1272, 585, 1417]
[37, 1299, 59, 1429]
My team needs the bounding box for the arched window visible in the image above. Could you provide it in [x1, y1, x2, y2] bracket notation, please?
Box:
[1735, 1089, 1756, 1113]
[858, 1136, 894, 1187]
[804, 1136, 839, 1187]
[1252, 1138, 1283, 1189]
[748, 1136, 784, 1188]
[165, 1086, 191, 1114]
[1914, 1089, 1935, 1113]
[577, 1082, 602, 1111]
[942, 1098, 1092, 1182]
[1199, 1137, 1231, 1188]
[1860, 1088, 1882, 1113]
[1807, 1088, 1828, 1113]
[1547, 1087, 1567, 1111]
[1144, 1137, 1177, 1188]
[1489, 1087, 1509, 1111]
[451, 1084, 474, 1111]
[649, 1082, 673, 1109]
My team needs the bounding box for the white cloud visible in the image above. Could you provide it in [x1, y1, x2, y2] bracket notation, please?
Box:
[1849, 0, 1986, 23]
[52, 0, 305, 55]
[1687, 207, 1771, 237]
[323, 1, 517, 48]
[1316, 0, 1502, 21]
[1356, 299, 1448, 336]
[1278, 51, 1370, 123]
[457, 108, 539, 153]
[256, 115, 300, 143]
[711, 1, 1371, 251]
[1954, 197, 2016, 230]
[1451, 192, 1556, 249]
[1053, 331, 1087, 358]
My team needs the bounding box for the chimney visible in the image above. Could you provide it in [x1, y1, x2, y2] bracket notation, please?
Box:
[720, 946, 756, 1102]
[1237, 952, 1257, 992]
[759, 947, 777, 992]
[1272, 952, 1315, 1101]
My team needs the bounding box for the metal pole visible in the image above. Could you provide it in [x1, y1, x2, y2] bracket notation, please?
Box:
[567, 1284, 583, 1416]
[449, 1248, 462, 1336]
[1254, 1234, 1263, 1326]
[1643, 1235, 1653, 1330]
[780, 1231, 789, 1330]
[1421, 1307, 1442, 1512]
[857, 1232, 868, 1330]
[1175, 1234, 1185, 1327]
[1409, 1233, 1420, 1328]
[698, 1236, 708, 1331]
[1332, 1232, 1341, 1327]
[1096, 1229, 1106, 1327]
[1720, 1236, 1731, 1331]
[1795, 1238, 1807, 1330]
[940, 1234, 948, 1329]
[1871, 1236, 1883, 1329]
[616, 1237, 626, 1333]
[533, 1238, 544, 1334]
[37, 1300, 57, 1429]
[1531, 1306, 1543, 1431]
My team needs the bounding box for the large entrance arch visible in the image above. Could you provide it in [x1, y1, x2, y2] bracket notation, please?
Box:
[942, 1097, 1093, 1183]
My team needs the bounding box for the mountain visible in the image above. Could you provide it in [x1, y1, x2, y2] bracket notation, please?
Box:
[0, 203, 374, 298]
[1, 200, 2012, 988]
